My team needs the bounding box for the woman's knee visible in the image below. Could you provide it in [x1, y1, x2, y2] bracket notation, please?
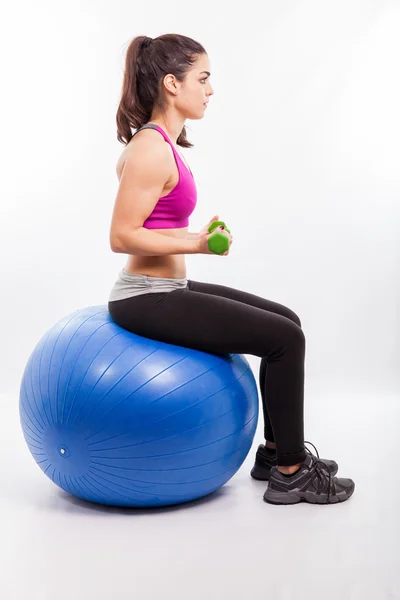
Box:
[290, 311, 301, 328]
[281, 307, 302, 328]
[264, 320, 305, 360]
[267, 313, 305, 347]
[282, 319, 305, 347]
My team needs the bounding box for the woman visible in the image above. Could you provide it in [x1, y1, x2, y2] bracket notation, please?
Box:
[108, 33, 355, 505]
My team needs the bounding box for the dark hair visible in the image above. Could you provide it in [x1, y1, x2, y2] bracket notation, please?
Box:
[116, 33, 206, 148]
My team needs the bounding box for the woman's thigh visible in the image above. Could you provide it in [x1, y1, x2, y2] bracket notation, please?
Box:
[187, 279, 302, 328]
[108, 286, 304, 359]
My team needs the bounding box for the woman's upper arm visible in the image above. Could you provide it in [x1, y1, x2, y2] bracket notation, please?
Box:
[109, 135, 171, 248]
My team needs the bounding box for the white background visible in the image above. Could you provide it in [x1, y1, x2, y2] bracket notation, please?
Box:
[0, 1, 399, 599]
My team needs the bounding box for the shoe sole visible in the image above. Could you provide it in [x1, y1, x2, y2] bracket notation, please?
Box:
[263, 483, 355, 505]
[251, 464, 339, 482]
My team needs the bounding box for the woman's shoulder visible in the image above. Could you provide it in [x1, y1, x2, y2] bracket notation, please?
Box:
[116, 128, 170, 182]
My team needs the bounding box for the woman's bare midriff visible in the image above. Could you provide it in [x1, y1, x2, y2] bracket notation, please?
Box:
[124, 227, 188, 279]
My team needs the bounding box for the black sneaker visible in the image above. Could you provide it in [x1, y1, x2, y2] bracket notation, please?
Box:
[263, 453, 355, 505]
[250, 440, 338, 481]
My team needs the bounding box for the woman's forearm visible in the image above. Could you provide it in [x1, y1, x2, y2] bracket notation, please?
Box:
[186, 232, 200, 240]
[111, 227, 198, 255]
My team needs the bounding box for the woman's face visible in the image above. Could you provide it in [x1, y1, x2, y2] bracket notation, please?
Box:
[176, 53, 214, 120]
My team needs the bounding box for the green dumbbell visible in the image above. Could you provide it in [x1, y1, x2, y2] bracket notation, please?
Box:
[207, 220, 231, 255]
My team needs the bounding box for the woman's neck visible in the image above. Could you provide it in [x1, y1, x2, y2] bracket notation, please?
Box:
[148, 113, 185, 144]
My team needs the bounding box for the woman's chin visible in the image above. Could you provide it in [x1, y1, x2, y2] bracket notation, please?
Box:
[184, 107, 207, 121]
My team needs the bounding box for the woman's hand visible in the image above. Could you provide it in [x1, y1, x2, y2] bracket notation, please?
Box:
[199, 215, 220, 236]
[196, 218, 233, 256]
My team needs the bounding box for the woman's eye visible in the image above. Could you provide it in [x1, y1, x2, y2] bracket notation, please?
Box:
[200, 78, 207, 84]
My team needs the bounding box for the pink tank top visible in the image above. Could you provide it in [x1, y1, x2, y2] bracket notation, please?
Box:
[132, 124, 197, 229]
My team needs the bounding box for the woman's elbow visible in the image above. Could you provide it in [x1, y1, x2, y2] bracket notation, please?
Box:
[110, 233, 124, 253]
[110, 225, 142, 254]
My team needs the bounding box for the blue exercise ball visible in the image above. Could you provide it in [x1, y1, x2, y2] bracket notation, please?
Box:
[19, 306, 258, 507]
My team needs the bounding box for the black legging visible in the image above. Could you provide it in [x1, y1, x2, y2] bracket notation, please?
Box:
[108, 279, 307, 467]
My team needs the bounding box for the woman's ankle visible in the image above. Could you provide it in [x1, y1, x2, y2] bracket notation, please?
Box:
[265, 440, 276, 450]
[278, 463, 302, 475]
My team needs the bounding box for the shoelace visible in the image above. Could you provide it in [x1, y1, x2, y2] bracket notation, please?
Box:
[304, 440, 320, 459]
[304, 441, 334, 501]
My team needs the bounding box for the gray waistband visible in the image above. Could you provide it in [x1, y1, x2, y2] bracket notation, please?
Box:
[108, 269, 188, 302]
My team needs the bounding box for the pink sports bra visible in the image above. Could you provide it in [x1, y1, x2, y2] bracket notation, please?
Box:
[131, 123, 197, 229]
